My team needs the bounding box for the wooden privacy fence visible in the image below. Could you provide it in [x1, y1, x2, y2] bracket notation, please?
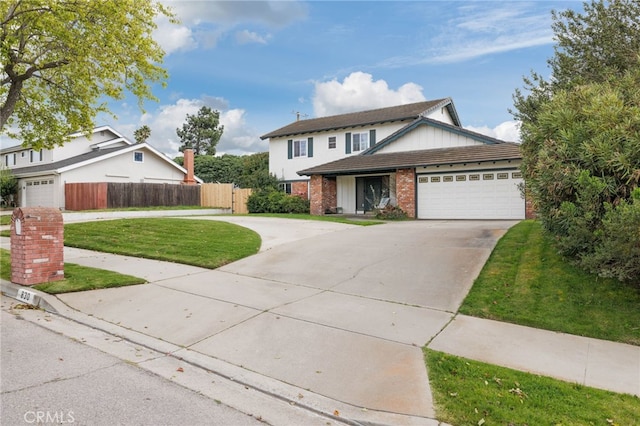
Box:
[107, 182, 200, 209]
[200, 183, 252, 214]
[65, 182, 251, 213]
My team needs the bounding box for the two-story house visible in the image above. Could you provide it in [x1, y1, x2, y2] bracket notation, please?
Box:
[1, 126, 199, 209]
[262, 98, 530, 220]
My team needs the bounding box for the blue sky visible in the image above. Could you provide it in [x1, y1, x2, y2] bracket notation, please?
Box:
[101, 0, 584, 158]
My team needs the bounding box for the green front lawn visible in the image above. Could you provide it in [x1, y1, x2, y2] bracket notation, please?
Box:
[63, 218, 261, 269]
[460, 220, 640, 345]
[0, 249, 145, 294]
[426, 350, 640, 426]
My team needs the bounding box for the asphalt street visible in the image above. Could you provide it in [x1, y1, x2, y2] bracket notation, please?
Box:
[0, 299, 263, 426]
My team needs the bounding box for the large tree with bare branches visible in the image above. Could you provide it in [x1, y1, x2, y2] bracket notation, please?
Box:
[1, 0, 175, 148]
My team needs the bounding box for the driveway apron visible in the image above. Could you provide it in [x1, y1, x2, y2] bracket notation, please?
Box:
[57, 219, 516, 419]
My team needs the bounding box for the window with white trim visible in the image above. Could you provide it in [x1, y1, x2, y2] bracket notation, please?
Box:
[352, 132, 369, 152]
[293, 139, 307, 158]
[279, 182, 292, 194]
[29, 149, 43, 163]
[328, 136, 336, 149]
[134, 151, 144, 162]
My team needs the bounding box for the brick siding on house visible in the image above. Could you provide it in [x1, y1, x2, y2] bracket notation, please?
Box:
[309, 175, 337, 215]
[396, 168, 416, 218]
[291, 181, 309, 199]
[10, 207, 64, 285]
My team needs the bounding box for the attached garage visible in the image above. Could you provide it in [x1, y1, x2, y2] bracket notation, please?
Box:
[299, 137, 531, 220]
[22, 178, 55, 207]
[417, 169, 524, 219]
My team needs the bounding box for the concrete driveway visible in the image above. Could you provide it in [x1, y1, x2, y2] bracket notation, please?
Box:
[55, 218, 517, 423]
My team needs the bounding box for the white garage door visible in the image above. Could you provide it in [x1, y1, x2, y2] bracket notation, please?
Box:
[417, 170, 524, 219]
[24, 178, 55, 207]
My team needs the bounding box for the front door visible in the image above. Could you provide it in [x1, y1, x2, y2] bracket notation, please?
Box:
[356, 176, 387, 212]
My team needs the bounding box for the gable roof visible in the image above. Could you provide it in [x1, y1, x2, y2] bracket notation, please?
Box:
[362, 116, 505, 155]
[0, 125, 128, 155]
[297, 143, 522, 176]
[260, 98, 460, 140]
[10, 142, 203, 183]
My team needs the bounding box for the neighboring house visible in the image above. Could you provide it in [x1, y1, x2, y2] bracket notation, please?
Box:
[1, 126, 200, 209]
[262, 98, 529, 220]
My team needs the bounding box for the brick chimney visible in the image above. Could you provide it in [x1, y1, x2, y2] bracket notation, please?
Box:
[182, 148, 196, 185]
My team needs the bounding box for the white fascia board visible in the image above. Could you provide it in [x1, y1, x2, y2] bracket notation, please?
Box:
[90, 137, 133, 149]
[68, 125, 125, 140]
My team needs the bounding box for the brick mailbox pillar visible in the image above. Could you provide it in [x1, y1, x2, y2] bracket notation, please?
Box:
[11, 207, 64, 285]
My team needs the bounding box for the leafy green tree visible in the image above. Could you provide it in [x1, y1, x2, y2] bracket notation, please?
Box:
[0, 167, 18, 206]
[194, 154, 243, 184]
[0, 0, 174, 149]
[239, 152, 279, 190]
[176, 106, 224, 156]
[134, 125, 151, 144]
[514, 0, 640, 181]
[514, 0, 640, 283]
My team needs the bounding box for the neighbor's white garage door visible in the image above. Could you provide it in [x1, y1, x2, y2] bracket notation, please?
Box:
[417, 170, 524, 219]
[24, 178, 55, 207]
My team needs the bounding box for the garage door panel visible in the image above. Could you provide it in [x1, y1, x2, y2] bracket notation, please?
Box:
[417, 170, 524, 220]
[24, 178, 55, 207]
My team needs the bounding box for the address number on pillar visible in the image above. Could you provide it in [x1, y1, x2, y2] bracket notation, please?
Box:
[16, 288, 36, 305]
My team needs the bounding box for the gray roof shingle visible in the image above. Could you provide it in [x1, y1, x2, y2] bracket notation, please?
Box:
[261, 99, 456, 139]
[297, 143, 522, 176]
[9, 146, 130, 176]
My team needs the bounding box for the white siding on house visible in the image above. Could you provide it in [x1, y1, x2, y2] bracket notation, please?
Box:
[51, 129, 127, 162]
[62, 149, 185, 185]
[336, 176, 356, 214]
[374, 125, 484, 154]
[424, 107, 455, 125]
[2, 128, 128, 170]
[269, 121, 413, 182]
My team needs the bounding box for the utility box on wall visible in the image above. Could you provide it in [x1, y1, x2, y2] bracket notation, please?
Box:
[11, 207, 64, 286]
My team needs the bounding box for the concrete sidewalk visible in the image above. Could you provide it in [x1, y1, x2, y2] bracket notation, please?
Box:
[1, 216, 639, 426]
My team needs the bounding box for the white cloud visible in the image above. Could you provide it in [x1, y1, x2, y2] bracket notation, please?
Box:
[313, 72, 426, 117]
[235, 29, 270, 45]
[165, 0, 308, 27]
[117, 98, 265, 158]
[466, 121, 521, 143]
[157, 0, 307, 52]
[217, 108, 268, 155]
[377, 3, 554, 67]
[154, 16, 196, 54]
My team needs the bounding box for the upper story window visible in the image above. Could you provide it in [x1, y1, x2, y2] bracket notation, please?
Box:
[352, 132, 369, 152]
[293, 139, 307, 158]
[29, 149, 43, 163]
[133, 151, 144, 162]
[5, 154, 16, 166]
[328, 136, 337, 149]
[287, 137, 313, 159]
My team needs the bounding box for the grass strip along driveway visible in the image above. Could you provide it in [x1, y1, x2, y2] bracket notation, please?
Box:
[1, 218, 261, 294]
[0, 249, 145, 294]
[426, 350, 639, 426]
[64, 218, 261, 269]
[460, 220, 640, 346]
[427, 220, 640, 425]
